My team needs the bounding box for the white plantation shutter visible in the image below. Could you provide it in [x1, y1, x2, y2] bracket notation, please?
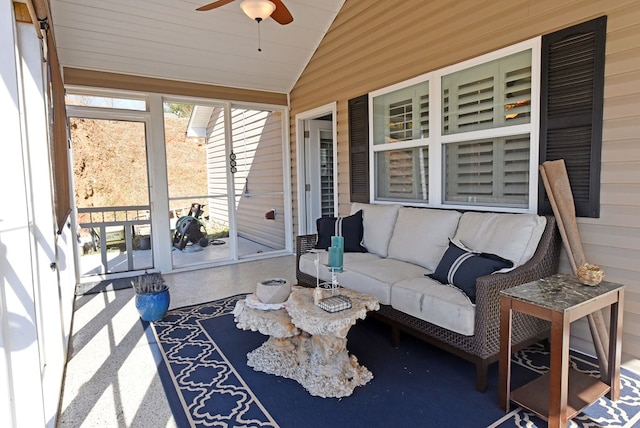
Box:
[443, 50, 532, 135]
[445, 135, 529, 206]
[442, 49, 532, 208]
[388, 98, 413, 142]
[376, 147, 428, 201]
[373, 81, 429, 145]
[445, 140, 494, 200]
[419, 93, 429, 139]
[443, 75, 495, 133]
[502, 135, 530, 200]
[319, 131, 334, 217]
[504, 66, 532, 125]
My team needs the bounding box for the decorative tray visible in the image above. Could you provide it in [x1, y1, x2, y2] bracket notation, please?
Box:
[318, 295, 352, 313]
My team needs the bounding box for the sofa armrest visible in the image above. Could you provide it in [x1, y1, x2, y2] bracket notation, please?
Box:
[473, 215, 560, 350]
[296, 234, 318, 287]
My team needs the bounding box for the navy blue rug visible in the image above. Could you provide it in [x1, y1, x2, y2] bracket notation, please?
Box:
[150, 294, 640, 427]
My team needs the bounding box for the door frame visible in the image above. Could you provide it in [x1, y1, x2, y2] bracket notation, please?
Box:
[295, 102, 338, 235]
[66, 104, 154, 280]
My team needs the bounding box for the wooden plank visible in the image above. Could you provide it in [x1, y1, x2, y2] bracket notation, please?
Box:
[13, 2, 31, 23]
[64, 67, 287, 105]
[511, 371, 610, 421]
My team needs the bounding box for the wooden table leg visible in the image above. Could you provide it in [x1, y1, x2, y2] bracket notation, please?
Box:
[608, 290, 624, 400]
[498, 296, 513, 411]
[548, 310, 571, 428]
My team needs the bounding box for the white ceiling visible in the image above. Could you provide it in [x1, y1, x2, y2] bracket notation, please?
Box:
[49, 0, 345, 94]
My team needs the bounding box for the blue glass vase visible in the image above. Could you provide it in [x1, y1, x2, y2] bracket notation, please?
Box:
[135, 287, 170, 322]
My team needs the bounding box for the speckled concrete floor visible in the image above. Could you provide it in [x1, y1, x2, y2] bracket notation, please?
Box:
[56, 254, 640, 427]
[56, 255, 296, 428]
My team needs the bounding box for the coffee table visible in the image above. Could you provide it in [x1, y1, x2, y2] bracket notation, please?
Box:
[233, 286, 380, 398]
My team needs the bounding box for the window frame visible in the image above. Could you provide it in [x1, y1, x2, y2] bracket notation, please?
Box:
[369, 37, 541, 213]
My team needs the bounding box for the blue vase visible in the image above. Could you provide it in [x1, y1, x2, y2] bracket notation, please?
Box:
[135, 288, 170, 322]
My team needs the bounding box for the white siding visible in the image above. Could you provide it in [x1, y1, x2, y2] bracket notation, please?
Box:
[206, 107, 229, 228]
[232, 109, 286, 249]
[206, 108, 286, 249]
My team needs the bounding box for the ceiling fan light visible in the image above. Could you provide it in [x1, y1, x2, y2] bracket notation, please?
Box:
[240, 0, 276, 21]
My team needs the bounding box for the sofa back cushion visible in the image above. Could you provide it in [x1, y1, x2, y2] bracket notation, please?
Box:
[452, 212, 547, 267]
[387, 207, 462, 271]
[350, 203, 401, 257]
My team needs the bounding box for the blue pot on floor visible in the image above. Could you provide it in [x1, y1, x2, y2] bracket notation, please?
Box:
[135, 288, 170, 322]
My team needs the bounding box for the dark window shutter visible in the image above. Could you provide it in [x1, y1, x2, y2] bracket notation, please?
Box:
[349, 94, 370, 203]
[538, 16, 607, 218]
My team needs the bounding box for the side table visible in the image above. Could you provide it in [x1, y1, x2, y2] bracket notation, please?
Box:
[498, 273, 624, 428]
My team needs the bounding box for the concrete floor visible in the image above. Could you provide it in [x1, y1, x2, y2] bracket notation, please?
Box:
[56, 254, 297, 428]
[56, 253, 640, 427]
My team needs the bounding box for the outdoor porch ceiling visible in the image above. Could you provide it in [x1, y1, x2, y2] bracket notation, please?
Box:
[49, 0, 345, 94]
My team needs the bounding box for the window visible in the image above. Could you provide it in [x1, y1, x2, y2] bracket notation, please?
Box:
[370, 39, 539, 211]
[65, 94, 147, 111]
[442, 49, 534, 209]
[372, 80, 430, 203]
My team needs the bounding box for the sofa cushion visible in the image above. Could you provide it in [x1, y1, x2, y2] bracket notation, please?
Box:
[428, 241, 513, 303]
[341, 258, 428, 305]
[315, 210, 366, 252]
[387, 207, 462, 271]
[351, 203, 401, 257]
[391, 276, 476, 336]
[299, 251, 381, 284]
[452, 212, 546, 267]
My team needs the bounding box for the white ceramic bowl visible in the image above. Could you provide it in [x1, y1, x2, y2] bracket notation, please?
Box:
[255, 278, 291, 304]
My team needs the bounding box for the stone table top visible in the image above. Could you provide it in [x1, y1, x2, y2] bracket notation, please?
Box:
[500, 273, 625, 312]
[233, 302, 299, 338]
[286, 286, 380, 338]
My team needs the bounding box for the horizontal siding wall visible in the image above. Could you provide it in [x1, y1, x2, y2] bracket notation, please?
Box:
[289, 0, 640, 365]
[232, 109, 286, 250]
[206, 108, 229, 228]
[64, 67, 288, 106]
[206, 108, 287, 250]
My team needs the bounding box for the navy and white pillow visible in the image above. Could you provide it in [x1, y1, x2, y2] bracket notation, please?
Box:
[429, 240, 513, 303]
[315, 210, 366, 253]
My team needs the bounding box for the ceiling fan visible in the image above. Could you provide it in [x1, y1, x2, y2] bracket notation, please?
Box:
[196, 0, 294, 25]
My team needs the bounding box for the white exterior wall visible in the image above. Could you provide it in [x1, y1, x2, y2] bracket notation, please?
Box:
[206, 107, 287, 249]
[231, 109, 286, 249]
[206, 107, 230, 228]
[1, 4, 76, 427]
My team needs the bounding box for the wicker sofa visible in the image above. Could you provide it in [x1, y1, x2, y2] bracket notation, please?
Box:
[296, 204, 561, 391]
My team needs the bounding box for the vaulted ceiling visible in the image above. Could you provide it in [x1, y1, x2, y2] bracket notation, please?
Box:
[50, 0, 346, 94]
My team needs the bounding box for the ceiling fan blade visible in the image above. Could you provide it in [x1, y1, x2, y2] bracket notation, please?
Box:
[196, 0, 235, 12]
[270, 0, 294, 25]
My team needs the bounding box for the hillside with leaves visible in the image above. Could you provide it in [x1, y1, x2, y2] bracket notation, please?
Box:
[70, 116, 207, 210]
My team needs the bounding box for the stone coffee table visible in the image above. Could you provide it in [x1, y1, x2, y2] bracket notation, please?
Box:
[232, 286, 380, 398]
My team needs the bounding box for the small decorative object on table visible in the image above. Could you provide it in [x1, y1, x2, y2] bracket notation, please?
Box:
[318, 294, 352, 313]
[327, 235, 344, 273]
[256, 278, 290, 304]
[132, 272, 170, 322]
[325, 235, 344, 296]
[577, 263, 605, 286]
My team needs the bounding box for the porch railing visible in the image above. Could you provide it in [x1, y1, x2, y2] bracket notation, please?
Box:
[77, 205, 151, 274]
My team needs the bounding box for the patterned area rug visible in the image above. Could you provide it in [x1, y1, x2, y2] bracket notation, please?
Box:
[150, 295, 640, 427]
